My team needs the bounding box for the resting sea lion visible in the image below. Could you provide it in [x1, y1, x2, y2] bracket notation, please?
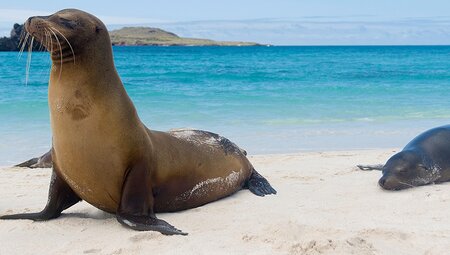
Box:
[1, 9, 276, 235]
[358, 125, 450, 190]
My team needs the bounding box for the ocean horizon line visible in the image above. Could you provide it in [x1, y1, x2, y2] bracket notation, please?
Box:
[110, 44, 450, 47]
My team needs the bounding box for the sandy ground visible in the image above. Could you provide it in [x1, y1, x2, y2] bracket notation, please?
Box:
[1, 149, 450, 255]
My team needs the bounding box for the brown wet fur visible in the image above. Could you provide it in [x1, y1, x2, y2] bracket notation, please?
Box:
[18, 9, 257, 219]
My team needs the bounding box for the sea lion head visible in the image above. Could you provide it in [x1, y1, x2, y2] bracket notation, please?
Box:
[378, 150, 438, 190]
[24, 9, 110, 64]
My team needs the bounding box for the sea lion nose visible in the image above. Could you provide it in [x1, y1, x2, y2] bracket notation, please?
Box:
[378, 177, 387, 188]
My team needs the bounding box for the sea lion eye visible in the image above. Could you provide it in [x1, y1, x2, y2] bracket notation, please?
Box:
[398, 168, 408, 173]
[60, 17, 77, 29]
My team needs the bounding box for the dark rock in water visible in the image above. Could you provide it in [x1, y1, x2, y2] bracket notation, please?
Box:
[0, 23, 43, 51]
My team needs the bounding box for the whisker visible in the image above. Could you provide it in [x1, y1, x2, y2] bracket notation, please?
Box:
[42, 29, 48, 51]
[37, 35, 44, 52]
[47, 29, 54, 56]
[19, 33, 30, 56]
[17, 28, 26, 49]
[18, 33, 29, 60]
[49, 28, 63, 81]
[51, 26, 75, 64]
[25, 36, 34, 85]
[37, 29, 52, 77]
[398, 181, 415, 188]
[49, 30, 54, 73]
[44, 29, 52, 57]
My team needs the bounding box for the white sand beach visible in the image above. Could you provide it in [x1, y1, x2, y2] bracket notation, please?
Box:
[1, 149, 450, 255]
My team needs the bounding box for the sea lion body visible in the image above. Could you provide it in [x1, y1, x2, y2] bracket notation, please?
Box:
[2, 9, 276, 235]
[378, 125, 450, 190]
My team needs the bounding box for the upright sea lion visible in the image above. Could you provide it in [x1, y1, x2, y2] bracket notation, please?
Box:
[358, 125, 450, 190]
[1, 9, 276, 235]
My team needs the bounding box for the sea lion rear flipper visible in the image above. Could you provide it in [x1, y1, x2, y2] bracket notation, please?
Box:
[1, 169, 81, 220]
[116, 161, 187, 235]
[15, 149, 53, 168]
[357, 164, 384, 171]
[14, 157, 39, 168]
[245, 169, 277, 197]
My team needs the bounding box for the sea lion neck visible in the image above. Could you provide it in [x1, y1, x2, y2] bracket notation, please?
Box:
[49, 45, 119, 90]
[50, 40, 115, 70]
[50, 62, 120, 92]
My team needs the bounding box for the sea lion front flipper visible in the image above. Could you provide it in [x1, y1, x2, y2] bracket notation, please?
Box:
[15, 149, 53, 168]
[245, 169, 277, 197]
[357, 164, 384, 171]
[116, 161, 187, 235]
[117, 215, 187, 235]
[1, 169, 81, 220]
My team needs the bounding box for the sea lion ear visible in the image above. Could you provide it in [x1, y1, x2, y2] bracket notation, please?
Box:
[95, 26, 103, 33]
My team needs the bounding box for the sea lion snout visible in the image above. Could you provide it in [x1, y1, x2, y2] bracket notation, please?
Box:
[24, 16, 46, 38]
[378, 176, 387, 188]
[378, 175, 398, 190]
[378, 174, 412, 190]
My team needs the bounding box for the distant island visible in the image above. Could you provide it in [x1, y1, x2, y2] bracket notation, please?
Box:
[0, 24, 262, 51]
[110, 27, 262, 46]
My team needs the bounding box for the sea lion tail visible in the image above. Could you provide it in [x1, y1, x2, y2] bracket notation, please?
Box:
[245, 169, 277, 196]
[357, 164, 384, 171]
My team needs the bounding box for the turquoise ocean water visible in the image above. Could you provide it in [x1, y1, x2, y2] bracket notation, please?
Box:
[1, 46, 450, 165]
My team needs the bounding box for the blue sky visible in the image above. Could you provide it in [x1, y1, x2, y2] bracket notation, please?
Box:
[1, 0, 450, 45]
